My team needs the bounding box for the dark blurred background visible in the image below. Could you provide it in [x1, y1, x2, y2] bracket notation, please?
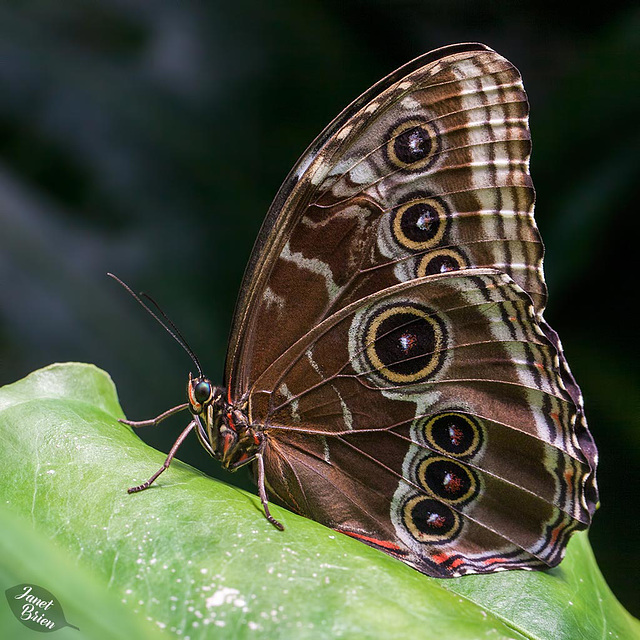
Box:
[0, 0, 637, 616]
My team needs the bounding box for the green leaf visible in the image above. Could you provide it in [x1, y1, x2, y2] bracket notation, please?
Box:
[0, 507, 160, 639]
[0, 363, 637, 639]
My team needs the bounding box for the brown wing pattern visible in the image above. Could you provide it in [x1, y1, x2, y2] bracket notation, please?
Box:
[226, 44, 544, 396]
[225, 44, 597, 577]
[253, 271, 595, 576]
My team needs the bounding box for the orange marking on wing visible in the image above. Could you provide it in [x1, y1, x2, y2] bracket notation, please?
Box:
[482, 556, 509, 565]
[336, 530, 402, 552]
[432, 552, 451, 564]
[550, 525, 563, 545]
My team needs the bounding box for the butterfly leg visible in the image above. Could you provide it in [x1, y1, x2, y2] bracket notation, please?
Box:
[226, 450, 285, 530]
[120, 402, 189, 428]
[128, 419, 196, 493]
[256, 453, 285, 531]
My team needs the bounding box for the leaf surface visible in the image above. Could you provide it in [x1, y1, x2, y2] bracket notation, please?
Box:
[0, 364, 637, 639]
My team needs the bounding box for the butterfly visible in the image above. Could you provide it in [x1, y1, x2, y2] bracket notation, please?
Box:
[116, 43, 598, 578]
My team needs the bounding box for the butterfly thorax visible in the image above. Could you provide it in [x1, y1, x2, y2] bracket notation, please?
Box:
[187, 374, 261, 470]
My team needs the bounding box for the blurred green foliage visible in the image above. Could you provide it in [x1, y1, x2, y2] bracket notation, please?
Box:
[0, 0, 638, 619]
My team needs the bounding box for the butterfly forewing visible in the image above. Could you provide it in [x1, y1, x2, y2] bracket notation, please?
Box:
[226, 44, 544, 395]
[223, 43, 597, 577]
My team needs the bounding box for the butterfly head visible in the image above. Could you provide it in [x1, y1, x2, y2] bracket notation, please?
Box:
[186, 373, 260, 469]
[186, 372, 224, 416]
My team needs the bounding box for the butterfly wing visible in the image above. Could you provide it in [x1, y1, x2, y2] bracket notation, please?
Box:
[251, 271, 595, 576]
[224, 43, 597, 576]
[226, 43, 544, 393]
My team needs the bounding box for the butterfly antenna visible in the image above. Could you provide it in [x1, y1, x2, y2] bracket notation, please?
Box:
[107, 273, 204, 378]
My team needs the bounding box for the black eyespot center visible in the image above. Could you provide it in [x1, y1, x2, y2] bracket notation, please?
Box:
[418, 457, 479, 505]
[422, 254, 461, 274]
[395, 126, 431, 163]
[364, 303, 447, 384]
[402, 495, 461, 543]
[385, 119, 439, 172]
[422, 412, 484, 459]
[392, 195, 450, 251]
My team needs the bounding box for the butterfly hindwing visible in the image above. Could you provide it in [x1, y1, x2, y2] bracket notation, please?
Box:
[248, 270, 593, 576]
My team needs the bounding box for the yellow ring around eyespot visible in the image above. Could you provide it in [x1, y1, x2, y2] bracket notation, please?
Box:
[386, 119, 439, 170]
[416, 248, 468, 277]
[416, 455, 479, 505]
[422, 412, 482, 458]
[365, 305, 444, 384]
[392, 198, 448, 251]
[402, 494, 461, 543]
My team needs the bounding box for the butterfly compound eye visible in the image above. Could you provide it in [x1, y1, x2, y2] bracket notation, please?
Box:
[194, 380, 212, 405]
